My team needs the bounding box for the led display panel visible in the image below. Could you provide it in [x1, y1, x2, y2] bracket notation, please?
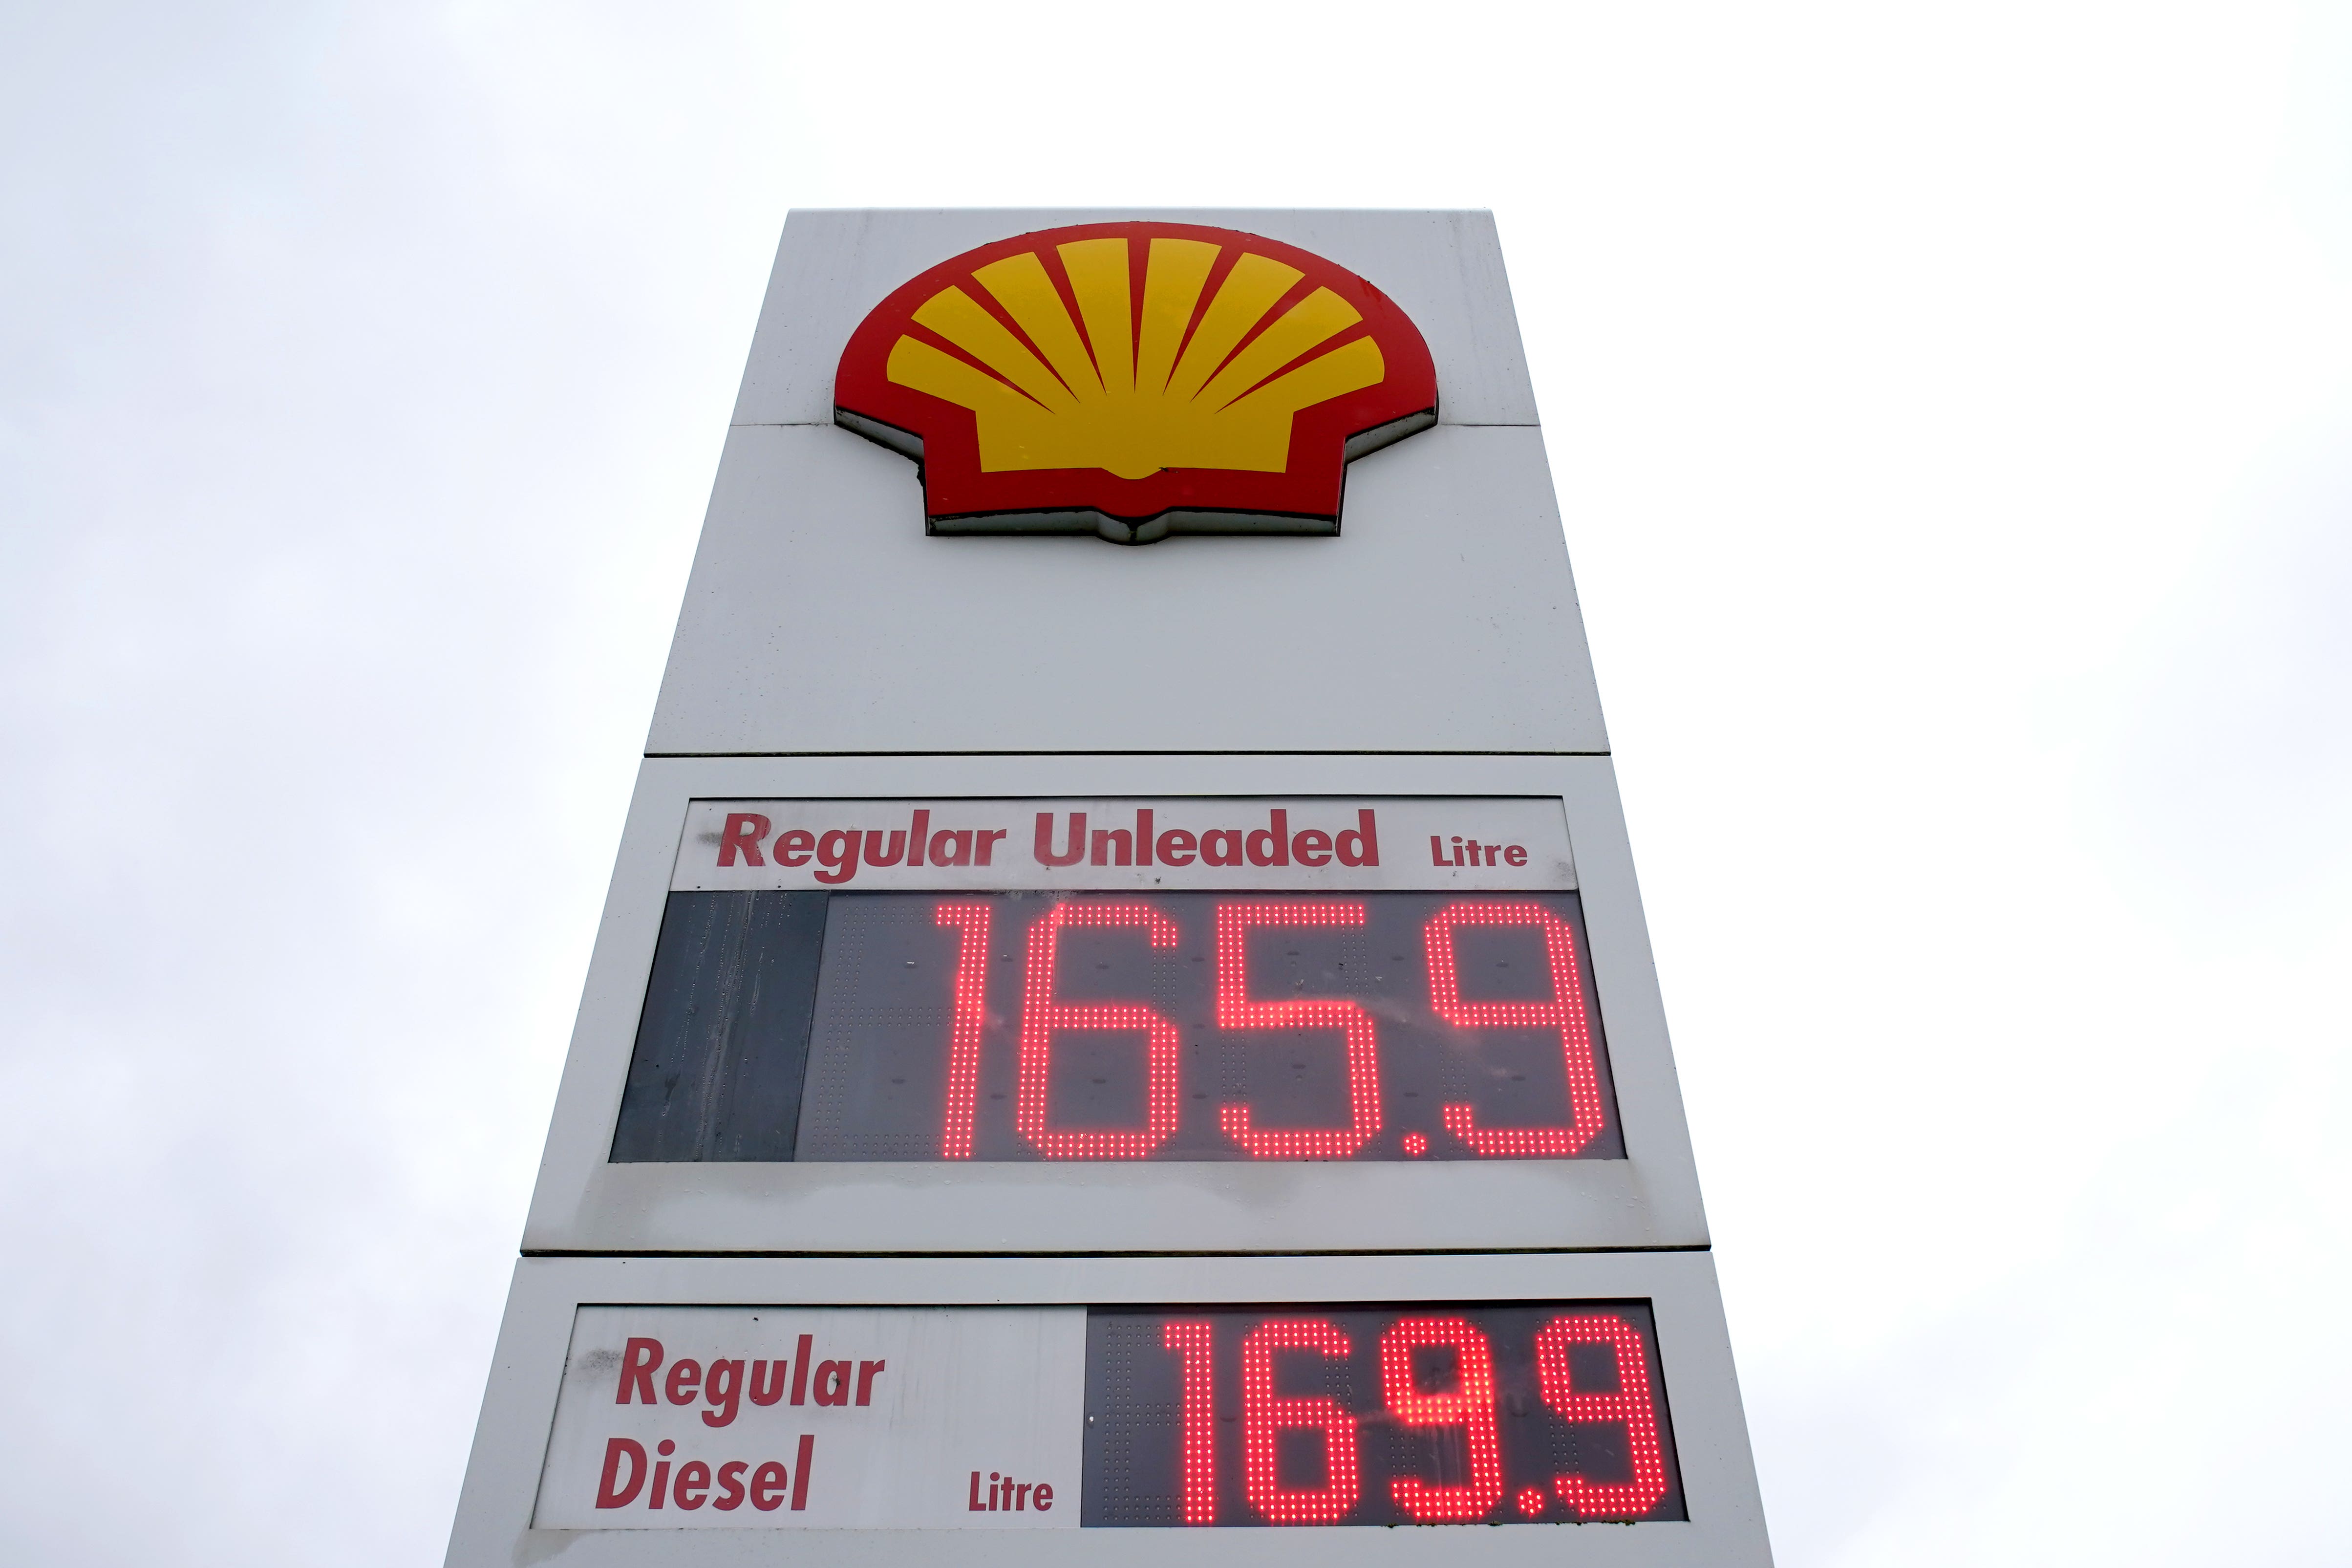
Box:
[612, 890, 1622, 1163]
[1081, 1302, 1684, 1526]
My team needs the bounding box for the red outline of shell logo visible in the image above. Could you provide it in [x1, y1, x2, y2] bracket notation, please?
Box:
[834, 222, 1438, 543]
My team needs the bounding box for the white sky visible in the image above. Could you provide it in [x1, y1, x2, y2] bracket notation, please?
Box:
[2, 3, 2348, 1564]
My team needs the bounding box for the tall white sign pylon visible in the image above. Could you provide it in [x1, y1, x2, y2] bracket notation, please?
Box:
[447, 210, 1773, 1567]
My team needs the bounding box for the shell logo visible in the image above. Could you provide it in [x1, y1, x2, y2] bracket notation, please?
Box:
[834, 222, 1438, 543]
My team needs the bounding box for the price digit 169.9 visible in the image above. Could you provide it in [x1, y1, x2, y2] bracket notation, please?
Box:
[1155, 1313, 1668, 1525]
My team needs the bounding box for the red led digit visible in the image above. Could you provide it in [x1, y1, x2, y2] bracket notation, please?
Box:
[1532, 1314, 1670, 1520]
[1240, 1319, 1360, 1525]
[933, 903, 992, 1159]
[1214, 902, 1382, 1159]
[1162, 1321, 1218, 1525]
[1376, 1315, 1504, 1521]
[1015, 901, 1182, 1160]
[1423, 902, 1606, 1157]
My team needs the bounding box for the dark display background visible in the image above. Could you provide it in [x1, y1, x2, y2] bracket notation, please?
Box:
[608, 890, 827, 1161]
[612, 890, 1622, 1163]
[1080, 1301, 1686, 1526]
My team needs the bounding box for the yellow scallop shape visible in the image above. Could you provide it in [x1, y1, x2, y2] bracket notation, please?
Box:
[886, 237, 1385, 479]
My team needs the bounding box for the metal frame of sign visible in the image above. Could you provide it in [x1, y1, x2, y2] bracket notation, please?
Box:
[446, 1250, 1769, 1567]
[524, 752, 1706, 1258]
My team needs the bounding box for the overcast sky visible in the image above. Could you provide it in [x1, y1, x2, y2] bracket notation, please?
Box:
[3, 3, 2348, 1564]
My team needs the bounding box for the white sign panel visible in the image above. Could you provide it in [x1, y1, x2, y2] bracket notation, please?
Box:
[535, 1306, 1085, 1530]
[672, 796, 1574, 893]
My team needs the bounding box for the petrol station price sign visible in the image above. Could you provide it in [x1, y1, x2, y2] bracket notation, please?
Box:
[611, 797, 1630, 1165]
[446, 211, 1772, 1568]
[534, 1300, 1682, 1530]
